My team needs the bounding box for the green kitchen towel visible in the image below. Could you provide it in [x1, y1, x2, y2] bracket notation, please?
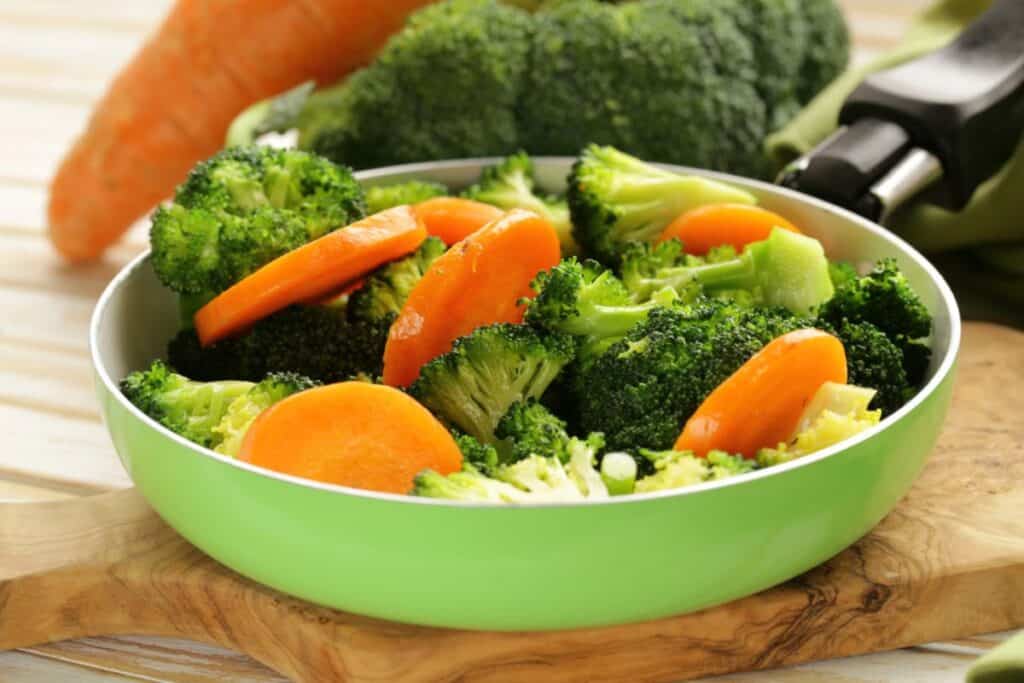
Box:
[967, 631, 1024, 683]
[766, 0, 1024, 273]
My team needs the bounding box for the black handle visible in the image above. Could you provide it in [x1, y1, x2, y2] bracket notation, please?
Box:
[781, 0, 1024, 220]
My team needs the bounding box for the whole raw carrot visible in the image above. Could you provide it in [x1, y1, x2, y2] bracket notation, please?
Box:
[48, 0, 434, 263]
[675, 329, 848, 458]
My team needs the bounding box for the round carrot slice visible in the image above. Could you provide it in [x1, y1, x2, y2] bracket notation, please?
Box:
[239, 382, 462, 494]
[195, 206, 425, 346]
[383, 209, 562, 388]
[675, 329, 848, 458]
[412, 197, 504, 245]
[659, 204, 802, 255]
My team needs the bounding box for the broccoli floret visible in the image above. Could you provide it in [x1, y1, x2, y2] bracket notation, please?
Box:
[168, 304, 388, 383]
[494, 399, 572, 463]
[453, 432, 501, 475]
[824, 319, 914, 416]
[225, 81, 315, 147]
[151, 146, 365, 295]
[410, 323, 575, 443]
[567, 145, 757, 265]
[462, 152, 576, 254]
[818, 258, 932, 341]
[212, 373, 319, 457]
[828, 260, 859, 289]
[634, 449, 755, 493]
[525, 257, 678, 360]
[302, 0, 533, 169]
[365, 180, 448, 214]
[573, 300, 811, 451]
[347, 237, 447, 325]
[413, 435, 607, 502]
[120, 361, 254, 448]
[620, 229, 834, 315]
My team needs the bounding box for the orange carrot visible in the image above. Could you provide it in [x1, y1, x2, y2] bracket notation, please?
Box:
[47, 0, 436, 263]
[659, 204, 802, 255]
[239, 382, 462, 494]
[675, 329, 848, 458]
[383, 209, 561, 387]
[195, 206, 425, 346]
[412, 197, 505, 245]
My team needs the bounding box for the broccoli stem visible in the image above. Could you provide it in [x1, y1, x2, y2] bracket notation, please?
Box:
[601, 452, 638, 496]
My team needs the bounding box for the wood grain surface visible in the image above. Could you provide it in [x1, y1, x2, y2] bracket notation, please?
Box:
[2, 323, 1022, 683]
[1, 0, 1020, 680]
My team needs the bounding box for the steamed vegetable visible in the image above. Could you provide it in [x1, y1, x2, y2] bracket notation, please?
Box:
[659, 204, 801, 255]
[212, 373, 320, 457]
[412, 197, 505, 245]
[239, 382, 463, 493]
[634, 449, 755, 493]
[495, 399, 573, 464]
[365, 180, 448, 214]
[48, 0, 435, 263]
[383, 209, 562, 387]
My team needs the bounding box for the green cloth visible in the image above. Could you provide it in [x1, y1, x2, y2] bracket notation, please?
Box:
[967, 631, 1024, 683]
[765, 0, 1024, 276]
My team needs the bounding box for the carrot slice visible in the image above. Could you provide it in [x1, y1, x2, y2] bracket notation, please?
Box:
[383, 209, 562, 387]
[195, 206, 425, 346]
[659, 204, 802, 255]
[412, 197, 504, 245]
[675, 329, 848, 458]
[239, 382, 462, 494]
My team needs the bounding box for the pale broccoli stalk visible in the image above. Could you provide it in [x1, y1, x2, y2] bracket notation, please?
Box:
[635, 449, 755, 493]
[212, 372, 319, 456]
[600, 451, 638, 496]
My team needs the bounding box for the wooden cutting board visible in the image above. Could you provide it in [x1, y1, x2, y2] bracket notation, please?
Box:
[2, 322, 1023, 683]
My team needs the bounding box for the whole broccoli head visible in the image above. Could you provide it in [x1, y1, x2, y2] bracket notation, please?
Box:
[410, 323, 576, 444]
[347, 237, 447, 326]
[567, 145, 756, 265]
[303, 0, 533, 168]
[212, 372, 320, 457]
[120, 360, 254, 448]
[151, 146, 365, 296]
[167, 303, 389, 384]
[619, 227, 835, 315]
[495, 399, 572, 463]
[572, 300, 811, 451]
[364, 180, 448, 214]
[462, 152, 576, 254]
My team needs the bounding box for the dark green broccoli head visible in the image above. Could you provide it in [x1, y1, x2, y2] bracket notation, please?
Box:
[818, 258, 932, 341]
[567, 145, 756, 265]
[454, 432, 501, 475]
[795, 0, 851, 104]
[151, 146, 365, 295]
[364, 180, 448, 214]
[410, 323, 576, 443]
[526, 257, 673, 359]
[303, 0, 533, 169]
[495, 399, 572, 463]
[828, 260, 860, 289]
[824, 319, 914, 415]
[168, 304, 388, 384]
[573, 300, 811, 451]
[120, 360, 254, 448]
[347, 237, 447, 325]
[462, 152, 576, 253]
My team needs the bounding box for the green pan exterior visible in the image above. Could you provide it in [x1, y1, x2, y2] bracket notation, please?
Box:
[91, 159, 961, 631]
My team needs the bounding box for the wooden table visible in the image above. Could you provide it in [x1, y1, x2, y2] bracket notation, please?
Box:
[0, 1, 1018, 680]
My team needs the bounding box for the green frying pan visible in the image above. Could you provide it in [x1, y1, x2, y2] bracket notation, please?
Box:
[91, 157, 959, 631]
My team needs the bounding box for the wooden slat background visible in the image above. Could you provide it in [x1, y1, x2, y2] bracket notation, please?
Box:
[0, 1, 1017, 680]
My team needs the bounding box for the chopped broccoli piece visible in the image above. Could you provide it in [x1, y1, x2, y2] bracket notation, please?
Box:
[212, 373, 319, 457]
[168, 304, 388, 384]
[572, 300, 811, 451]
[120, 361, 254, 448]
[365, 180, 448, 214]
[453, 432, 501, 475]
[567, 145, 757, 265]
[411, 463, 532, 502]
[823, 319, 914, 415]
[347, 237, 447, 325]
[151, 146, 365, 295]
[494, 399, 572, 463]
[828, 260, 859, 289]
[463, 152, 577, 254]
[758, 382, 880, 466]
[600, 451, 638, 496]
[634, 449, 755, 493]
[225, 81, 315, 147]
[620, 228, 835, 315]
[410, 323, 576, 444]
[525, 257, 678, 360]
[818, 258, 931, 341]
